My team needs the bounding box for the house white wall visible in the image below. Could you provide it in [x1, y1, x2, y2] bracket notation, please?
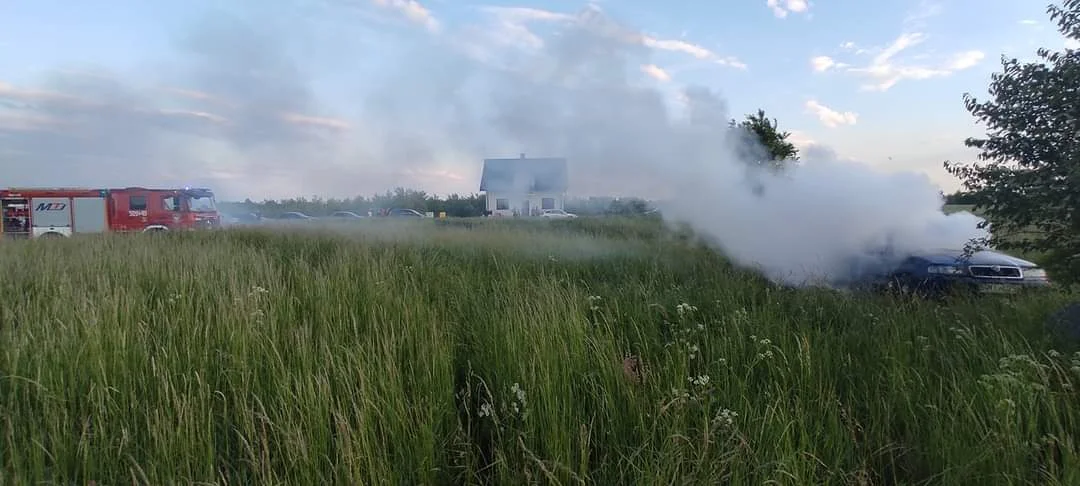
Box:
[485, 192, 564, 216]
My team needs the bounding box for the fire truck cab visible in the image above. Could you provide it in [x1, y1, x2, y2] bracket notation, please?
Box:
[1, 186, 221, 239]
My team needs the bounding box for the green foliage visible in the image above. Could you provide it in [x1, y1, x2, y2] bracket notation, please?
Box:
[943, 190, 979, 205]
[945, 0, 1080, 285]
[220, 187, 487, 218]
[730, 109, 800, 170]
[565, 196, 653, 216]
[1, 220, 1079, 484]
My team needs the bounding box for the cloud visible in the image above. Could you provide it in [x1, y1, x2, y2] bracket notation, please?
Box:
[766, 0, 809, 18]
[810, 55, 848, 72]
[470, 6, 575, 51]
[946, 50, 985, 70]
[640, 64, 671, 82]
[472, 5, 746, 70]
[1017, 19, 1047, 33]
[902, 0, 942, 29]
[784, 129, 816, 148]
[642, 37, 747, 69]
[280, 113, 352, 131]
[813, 2, 977, 90]
[371, 0, 439, 32]
[480, 6, 575, 24]
[804, 100, 857, 128]
[831, 32, 984, 91]
[839, 41, 870, 55]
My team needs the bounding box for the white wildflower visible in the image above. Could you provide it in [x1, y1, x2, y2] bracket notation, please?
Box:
[511, 382, 526, 406]
[713, 408, 738, 427]
[676, 302, 698, 317]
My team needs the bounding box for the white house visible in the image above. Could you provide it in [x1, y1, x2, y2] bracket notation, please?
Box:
[479, 154, 568, 217]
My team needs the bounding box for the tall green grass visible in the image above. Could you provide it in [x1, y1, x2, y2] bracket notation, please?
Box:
[1, 218, 1078, 484]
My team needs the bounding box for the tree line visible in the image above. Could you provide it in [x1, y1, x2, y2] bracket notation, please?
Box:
[219, 188, 655, 218]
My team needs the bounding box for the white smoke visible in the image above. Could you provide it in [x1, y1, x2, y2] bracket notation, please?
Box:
[392, 5, 989, 286]
[0, 2, 990, 286]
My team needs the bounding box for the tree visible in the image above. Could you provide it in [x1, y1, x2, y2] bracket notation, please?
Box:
[729, 109, 800, 170]
[944, 0, 1080, 283]
[943, 190, 978, 205]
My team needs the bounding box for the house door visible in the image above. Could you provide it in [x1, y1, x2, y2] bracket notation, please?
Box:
[521, 199, 530, 216]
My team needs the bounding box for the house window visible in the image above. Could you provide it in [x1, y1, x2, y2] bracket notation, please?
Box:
[541, 197, 555, 210]
[496, 198, 509, 210]
[129, 195, 147, 211]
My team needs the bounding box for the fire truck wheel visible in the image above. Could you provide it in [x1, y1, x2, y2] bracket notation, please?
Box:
[39, 232, 65, 239]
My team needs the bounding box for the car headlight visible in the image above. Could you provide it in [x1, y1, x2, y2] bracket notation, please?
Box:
[1024, 268, 1047, 279]
[927, 264, 963, 275]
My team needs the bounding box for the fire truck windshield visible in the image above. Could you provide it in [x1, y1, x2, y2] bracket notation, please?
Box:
[187, 195, 217, 212]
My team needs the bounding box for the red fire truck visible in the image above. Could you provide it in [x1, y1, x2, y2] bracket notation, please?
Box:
[0, 186, 221, 239]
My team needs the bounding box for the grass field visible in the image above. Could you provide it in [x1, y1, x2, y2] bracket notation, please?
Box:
[2, 217, 1079, 485]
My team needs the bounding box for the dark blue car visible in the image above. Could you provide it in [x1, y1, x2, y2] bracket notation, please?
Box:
[865, 248, 1052, 297]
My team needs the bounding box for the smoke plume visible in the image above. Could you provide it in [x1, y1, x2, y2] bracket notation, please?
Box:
[0, 1, 988, 285]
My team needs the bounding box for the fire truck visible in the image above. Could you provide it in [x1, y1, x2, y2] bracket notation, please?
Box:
[1, 186, 221, 239]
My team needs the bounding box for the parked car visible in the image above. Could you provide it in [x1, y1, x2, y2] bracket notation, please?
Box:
[540, 209, 577, 219]
[329, 211, 365, 219]
[860, 248, 1051, 297]
[387, 208, 425, 218]
[277, 211, 314, 220]
[221, 212, 262, 226]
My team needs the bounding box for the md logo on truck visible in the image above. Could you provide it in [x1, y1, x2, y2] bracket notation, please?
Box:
[35, 202, 67, 211]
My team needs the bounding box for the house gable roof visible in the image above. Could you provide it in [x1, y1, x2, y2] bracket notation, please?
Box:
[479, 156, 568, 193]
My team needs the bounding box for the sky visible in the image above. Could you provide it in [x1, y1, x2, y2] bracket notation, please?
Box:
[0, 0, 1076, 201]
